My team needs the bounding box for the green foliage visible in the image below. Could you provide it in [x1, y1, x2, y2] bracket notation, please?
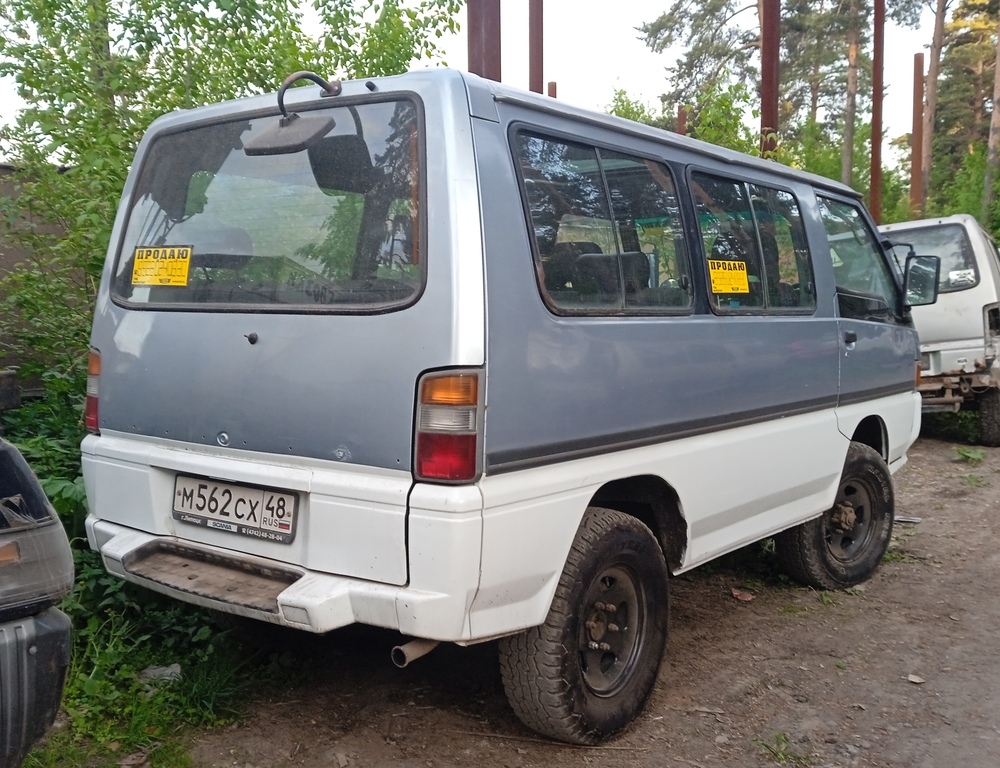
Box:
[961, 472, 988, 487]
[689, 79, 760, 155]
[606, 88, 667, 128]
[0, 1, 464, 761]
[0, 0, 463, 379]
[923, 410, 982, 443]
[956, 445, 987, 465]
[1, 374, 88, 537]
[313, 0, 462, 79]
[753, 731, 811, 766]
[640, 0, 760, 123]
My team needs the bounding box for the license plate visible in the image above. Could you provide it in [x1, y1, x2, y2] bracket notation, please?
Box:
[172, 475, 297, 544]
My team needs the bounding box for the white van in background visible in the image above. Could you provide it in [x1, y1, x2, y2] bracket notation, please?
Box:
[881, 215, 1000, 443]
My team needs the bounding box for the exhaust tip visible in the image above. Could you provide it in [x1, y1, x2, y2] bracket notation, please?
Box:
[391, 638, 440, 668]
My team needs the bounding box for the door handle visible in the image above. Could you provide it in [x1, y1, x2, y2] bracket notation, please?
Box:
[844, 331, 858, 344]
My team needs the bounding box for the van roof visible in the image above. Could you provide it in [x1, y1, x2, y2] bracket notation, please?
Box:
[141, 67, 860, 200]
[463, 71, 860, 199]
[879, 213, 980, 232]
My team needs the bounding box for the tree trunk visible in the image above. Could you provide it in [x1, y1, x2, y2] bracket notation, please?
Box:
[921, 0, 949, 212]
[982, 17, 1000, 221]
[809, 61, 820, 123]
[87, 0, 116, 113]
[842, 25, 859, 186]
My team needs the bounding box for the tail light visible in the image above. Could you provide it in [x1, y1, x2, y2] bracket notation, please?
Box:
[414, 371, 482, 483]
[85, 349, 100, 433]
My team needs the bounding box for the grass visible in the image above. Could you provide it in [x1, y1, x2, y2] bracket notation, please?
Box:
[961, 473, 988, 487]
[955, 446, 987, 466]
[753, 732, 811, 766]
[3, 388, 299, 768]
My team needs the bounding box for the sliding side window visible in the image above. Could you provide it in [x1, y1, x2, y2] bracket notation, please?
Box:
[748, 185, 816, 310]
[515, 132, 690, 313]
[691, 173, 765, 311]
[692, 174, 816, 313]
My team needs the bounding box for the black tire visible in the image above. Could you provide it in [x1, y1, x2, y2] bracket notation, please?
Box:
[979, 389, 1000, 447]
[498, 507, 669, 745]
[776, 442, 894, 590]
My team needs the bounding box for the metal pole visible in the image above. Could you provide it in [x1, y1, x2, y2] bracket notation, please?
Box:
[760, 0, 780, 155]
[870, 0, 884, 222]
[529, 0, 543, 93]
[911, 53, 924, 215]
[467, 0, 501, 81]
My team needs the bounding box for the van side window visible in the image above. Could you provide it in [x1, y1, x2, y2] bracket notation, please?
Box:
[817, 197, 897, 321]
[515, 133, 690, 313]
[748, 185, 816, 310]
[691, 173, 765, 311]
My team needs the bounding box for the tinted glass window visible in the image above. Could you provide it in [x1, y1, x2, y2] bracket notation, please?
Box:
[515, 133, 690, 313]
[818, 197, 897, 321]
[112, 100, 422, 311]
[887, 223, 978, 293]
[748, 185, 816, 310]
[692, 173, 765, 311]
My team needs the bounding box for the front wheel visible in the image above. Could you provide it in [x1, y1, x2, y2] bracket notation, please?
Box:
[498, 507, 668, 745]
[776, 442, 894, 590]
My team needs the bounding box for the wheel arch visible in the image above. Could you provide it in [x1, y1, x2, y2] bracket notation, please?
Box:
[850, 415, 887, 460]
[588, 474, 687, 573]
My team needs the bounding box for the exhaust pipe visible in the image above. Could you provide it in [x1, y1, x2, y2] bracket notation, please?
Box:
[391, 638, 440, 668]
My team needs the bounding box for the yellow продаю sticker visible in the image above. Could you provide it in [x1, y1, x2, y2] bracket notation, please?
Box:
[131, 246, 193, 286]
[708, 259, 750, 294]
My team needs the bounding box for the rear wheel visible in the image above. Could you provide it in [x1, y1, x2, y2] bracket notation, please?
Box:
[979, 389, 1000, 447]
[776, 442, 894, 590]
[498, 507, 668, 745]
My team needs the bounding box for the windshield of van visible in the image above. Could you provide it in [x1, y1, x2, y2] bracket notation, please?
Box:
[886, 223, 978, 294]
[111, 99, 422, 311]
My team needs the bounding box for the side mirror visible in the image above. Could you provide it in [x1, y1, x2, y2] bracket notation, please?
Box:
[904, 254, 940, 307]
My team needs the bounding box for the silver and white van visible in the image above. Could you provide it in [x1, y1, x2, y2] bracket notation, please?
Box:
[880, 214, 1000, 443]
[82, 69, 938, 744]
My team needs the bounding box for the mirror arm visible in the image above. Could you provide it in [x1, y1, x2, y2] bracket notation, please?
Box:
[277, 71, 343, 118]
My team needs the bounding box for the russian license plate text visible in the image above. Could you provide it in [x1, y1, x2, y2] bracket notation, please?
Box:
[172, 476, 297, 544]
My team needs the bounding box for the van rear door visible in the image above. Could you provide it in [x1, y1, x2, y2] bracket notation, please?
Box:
[89, 93, 469, 585]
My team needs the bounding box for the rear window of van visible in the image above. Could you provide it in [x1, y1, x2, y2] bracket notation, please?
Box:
[888, 223, 979, 294]
[111, 99, 422, 312]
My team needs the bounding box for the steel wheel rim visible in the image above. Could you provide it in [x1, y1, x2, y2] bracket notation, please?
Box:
[578, 564, 645, 696]
[826, 477, 876, 562]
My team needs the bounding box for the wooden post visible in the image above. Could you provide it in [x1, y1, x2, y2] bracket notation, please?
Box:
[529, 0, 543, 93]
[467, 0, 501, 81]
[911, 53, 925, 216]
[547, 81, 557, 98]
[760, 0, 780, 155]
[870, 0, 884, 222]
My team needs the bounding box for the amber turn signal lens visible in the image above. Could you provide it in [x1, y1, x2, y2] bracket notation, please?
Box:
[421, 375, 478, 406]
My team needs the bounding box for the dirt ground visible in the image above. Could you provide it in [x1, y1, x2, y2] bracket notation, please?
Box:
[189, 436, 1000, 768]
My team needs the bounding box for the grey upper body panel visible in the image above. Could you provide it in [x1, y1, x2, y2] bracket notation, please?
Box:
[475, 96, 916, 472]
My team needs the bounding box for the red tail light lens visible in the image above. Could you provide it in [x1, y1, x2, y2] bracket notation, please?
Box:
[85, 349, 100, 433]
[414, 372, 481, 483]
